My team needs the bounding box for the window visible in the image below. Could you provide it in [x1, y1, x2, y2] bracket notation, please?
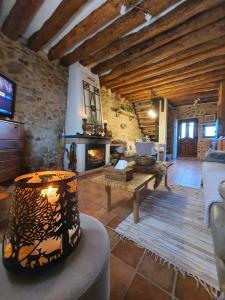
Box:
[178, 119, 197, 140]
[181, 123, 186, 139]
[202, 125, 216, 138]
[188, 122, 194, 139]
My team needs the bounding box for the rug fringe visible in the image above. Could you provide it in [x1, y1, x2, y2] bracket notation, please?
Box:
[113, 229, 218, 297]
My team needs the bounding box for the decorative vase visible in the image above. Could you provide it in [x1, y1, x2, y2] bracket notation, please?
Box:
[103, 122, 108, 137]
[82, 118, 88, 135]
[2, 170, 82, 273]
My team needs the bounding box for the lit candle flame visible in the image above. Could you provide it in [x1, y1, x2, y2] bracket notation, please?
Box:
[41, 186, 58, 203]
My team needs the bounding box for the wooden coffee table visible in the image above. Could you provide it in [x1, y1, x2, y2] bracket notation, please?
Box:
[92, 173, 156, 224]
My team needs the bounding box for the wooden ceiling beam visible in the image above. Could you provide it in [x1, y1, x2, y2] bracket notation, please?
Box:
[102, 39, 225, 88]
[115, 57, 225, 94]
[28, 0, 88, 51]
[169, 93, 218, 101]
[156, 83, 220, 96]
[60, 0, 177, 66]
[121, 68, 225, 96]
[91, 3, 225, 74]
[99, 18, 225, 82]
[150, 76, 225, 94]
[161, 89, 219, 98]
[82, 0, 224, 68]
[126, 91, 219, 102]
[47, 0, 133, 61]
[1, 0, 44, 40]
[172, 97, 218, 106]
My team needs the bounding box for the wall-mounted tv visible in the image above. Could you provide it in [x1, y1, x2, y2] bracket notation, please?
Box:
[0, 74, 16, 119]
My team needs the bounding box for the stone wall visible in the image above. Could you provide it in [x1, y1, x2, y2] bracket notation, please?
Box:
[167, 102, 217, 160]
[0, 32, 68, 171]
[101, 87, 143, 142]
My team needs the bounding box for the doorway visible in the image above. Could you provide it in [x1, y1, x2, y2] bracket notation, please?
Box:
[177, 119, 198, 157]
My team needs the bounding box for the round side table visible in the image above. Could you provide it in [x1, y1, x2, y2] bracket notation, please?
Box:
[0, 214, 110, 300]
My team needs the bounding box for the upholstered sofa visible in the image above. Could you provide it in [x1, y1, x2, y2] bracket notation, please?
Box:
[202, 151, 225, 296]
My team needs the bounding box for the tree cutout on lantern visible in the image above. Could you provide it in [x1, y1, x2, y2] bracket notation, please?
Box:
[2, 171, 82, 273]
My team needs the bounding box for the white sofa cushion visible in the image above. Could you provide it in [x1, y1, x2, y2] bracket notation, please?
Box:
[202, 162, 225, 227]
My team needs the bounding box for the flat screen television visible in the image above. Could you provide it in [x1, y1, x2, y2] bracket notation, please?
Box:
[0, 74, 16, 119]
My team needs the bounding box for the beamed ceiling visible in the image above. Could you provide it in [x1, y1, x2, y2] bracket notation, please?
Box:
[0, 0, 225, 134]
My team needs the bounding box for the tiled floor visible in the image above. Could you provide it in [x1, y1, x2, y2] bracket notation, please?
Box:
[0, 160, 214, 299]
[78, 159, 215, 300]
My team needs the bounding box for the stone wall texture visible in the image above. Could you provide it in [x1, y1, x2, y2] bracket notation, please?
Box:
[0, 32, 68, 171]
[101, 87, 143, 142]
[167, 102, 217, 160]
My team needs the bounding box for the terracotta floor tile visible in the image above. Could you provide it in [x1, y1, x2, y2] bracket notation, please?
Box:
[106, 228, 120, 250]
[107, 215, 124, 229]
[110, 255, 135, 300]
[175, 274, 214, 300]
[125, 274, 171, 300]
[138, 252, 175, 293]
[112, 239, 144, 269]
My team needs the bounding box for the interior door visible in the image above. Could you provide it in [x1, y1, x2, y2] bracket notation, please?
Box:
[178, 119, 198, 157]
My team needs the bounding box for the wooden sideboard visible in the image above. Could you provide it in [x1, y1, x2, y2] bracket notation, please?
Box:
[0, 119, 24, 183]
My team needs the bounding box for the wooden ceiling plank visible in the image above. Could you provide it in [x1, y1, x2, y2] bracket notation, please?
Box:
[1, 0, 44, 40]
[102, 38, 225, 88]
[126, 91, 218, 102]
[123, 81, 222, 98]
[151, 76, 225, 94]
[99, 18, 225, 82]
[91, 3, 225, 74]
[156, 82, 221, 95]
[161, 88, 219, 98]
[47, 0, 133, 61]
[120, 67, 225, 95]
[172, 97, 218, 106]
[28, 0, 88, 51]
[60, 0, 177, 66]
[83, 0, 224, 68]
[118, 61, 225, 94]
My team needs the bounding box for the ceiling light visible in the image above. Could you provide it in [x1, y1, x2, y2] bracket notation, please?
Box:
[144, 12, 152, 23]
[120, 4, 126, 15]
[194, 98, 200, 106]
[148, 109, 157, 119]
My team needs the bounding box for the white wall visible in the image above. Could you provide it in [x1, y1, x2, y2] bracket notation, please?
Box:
[159, 98, 168, 144]
[65, 62, 100, 135]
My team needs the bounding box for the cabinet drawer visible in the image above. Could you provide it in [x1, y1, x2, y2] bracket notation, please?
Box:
[0, 159, 20, 169]
[0, 120, 23, 139]
[0, 167, 20, 182]
[0, 140, 23, 149]
[0, 150, 21, 160]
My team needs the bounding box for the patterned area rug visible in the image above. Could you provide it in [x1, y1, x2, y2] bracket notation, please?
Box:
[115, 185, 219, 291]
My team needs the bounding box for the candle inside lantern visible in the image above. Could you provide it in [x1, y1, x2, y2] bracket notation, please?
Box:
[82, 113, 87, 119]
[41, 186, 59, 204]
[104, 120, 108, 124]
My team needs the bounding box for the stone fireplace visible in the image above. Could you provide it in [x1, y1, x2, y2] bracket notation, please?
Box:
[86, 144, 105, 171]
[64, 136, 110, 173]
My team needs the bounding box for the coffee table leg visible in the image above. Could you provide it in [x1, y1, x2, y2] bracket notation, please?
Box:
[105, 185, 111, 211]
[165, 170, 168, 187]
[133, 190, 140, 224]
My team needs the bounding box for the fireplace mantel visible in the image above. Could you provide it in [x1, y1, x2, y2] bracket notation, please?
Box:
[64, 135, 111, 145]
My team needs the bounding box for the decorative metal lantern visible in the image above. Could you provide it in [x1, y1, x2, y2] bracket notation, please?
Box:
[2, 171, 82, 273]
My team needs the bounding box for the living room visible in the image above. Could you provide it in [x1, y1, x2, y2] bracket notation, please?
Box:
[0, 1, 225, 300]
